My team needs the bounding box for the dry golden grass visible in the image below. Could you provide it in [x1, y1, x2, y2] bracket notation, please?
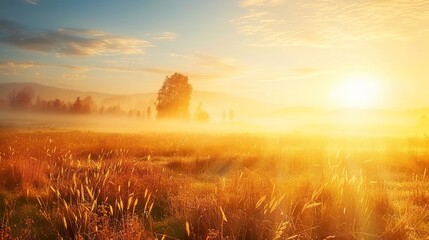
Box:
[0, 131, 428, 239]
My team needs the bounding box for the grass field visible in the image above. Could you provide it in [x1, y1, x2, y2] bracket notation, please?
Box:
[1, 131, 429, 239]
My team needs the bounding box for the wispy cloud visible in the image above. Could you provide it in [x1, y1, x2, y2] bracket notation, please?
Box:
[81, 52, 242, 80]
[240, 0, 284, 7]
[153, 32, 177, 40]
[25, 0, 38, 5]
[0, 60, 88, 80]
[0, 60, 88, 74]
[72, 64, 172, 76]
[170, 52, 243, 80]
[0, 19, 152, 56]
[233, 0, 429, 47]
[193, 52, 240, 72]
[286, 67, 334, 79]
[93, 61, 240, 81]
[0, 54, 242, 81]
[0, 60, 167, 76]
[61, 73, 86, 80]
[0, 61, 34, 73]
[291, 68, 322, 75]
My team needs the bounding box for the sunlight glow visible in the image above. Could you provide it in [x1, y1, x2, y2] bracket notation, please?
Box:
[331, 75, 381, 109]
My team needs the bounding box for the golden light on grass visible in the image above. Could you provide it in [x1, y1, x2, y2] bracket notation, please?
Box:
[330, 75, 382, 109]
[1, 125, 429, 239]
[185, 221, 191, 237]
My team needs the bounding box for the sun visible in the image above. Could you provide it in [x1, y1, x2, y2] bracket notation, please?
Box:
[330, 75, 381, 109]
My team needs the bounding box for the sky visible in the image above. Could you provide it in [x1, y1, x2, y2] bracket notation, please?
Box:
[0, 0, 429, 109]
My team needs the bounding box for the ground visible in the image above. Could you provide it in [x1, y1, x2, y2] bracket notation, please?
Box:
[0, 130, 429, 239]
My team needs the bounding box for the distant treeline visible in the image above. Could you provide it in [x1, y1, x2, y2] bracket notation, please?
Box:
[1, 83, 241, 123]
[2, 86, 154, 119]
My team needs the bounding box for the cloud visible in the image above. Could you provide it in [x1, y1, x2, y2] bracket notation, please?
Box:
[61, 73, 86, 80]
[92, 64, 226, 81]
[170, 52, 242, 80]
[0, 19, 152, 56]
[0, 60, 88, 74]
[90, 52, 242, 80]
[25, 0, 37, 5]
[153, 32, 177, 40]
[141, 67, 174, 75]
[0, 61, 34, 74]
[240, 0, 285, 7]
[233, 0, 429, 47]
[72, 64, 171, 75]
[291, 68, 322, 75]
[171, 52, 241, 72]
[286, 67, 335, 79]
[194, 52, 240, 71]
[0, 60, 168, 76]
[0, 54, 242, 81]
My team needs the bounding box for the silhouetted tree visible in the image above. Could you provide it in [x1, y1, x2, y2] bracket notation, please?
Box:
[99, 106, 105, 115]
[70, 97, 83, 113]
[0, 99, 7, 110]
[156, 73, 192, 119]
[8, 87, 34, 109]
[51, 99, 67, 112]
[222, 110, 227, 122]
[229, 108, 235, 122]
[194, 102, 210, 123]
[136, 110, 141, 118]
[105, 105, 125, 116]
[35, 98, 68, 113]
[146, 106, 152, 120]
[81, 96, 97, 113]
[56, 99, 66, 112]
[35, 96, 41, 107]
[70, 96, 95, 114]
[34, 96, 44, 111]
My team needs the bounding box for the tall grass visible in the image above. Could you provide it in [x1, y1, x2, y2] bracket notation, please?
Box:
[0, 131, 428, 239]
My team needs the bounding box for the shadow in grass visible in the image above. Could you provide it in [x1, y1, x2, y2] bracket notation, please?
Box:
[153, 217, 187, 240]
[2, 194, 57, 239]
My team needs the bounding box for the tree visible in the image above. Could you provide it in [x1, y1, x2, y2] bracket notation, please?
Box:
[105, 105, 125, 116]
[70, 96, 95, 114]
[146, 106, 152, 120]
[99, 106, 105, 115]
[81, 96, 97, 113]
[8, 87, 34, 109]
[70, 97, 83, 113]
[156, 73, 192, 119]
[0, 99, 7, 110]
[36, 98, 68, 113]
[228, 108, 235, 122]
[194, 102, 210, 123]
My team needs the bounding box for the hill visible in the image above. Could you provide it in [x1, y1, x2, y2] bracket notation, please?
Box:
[0, 82, 113, 103]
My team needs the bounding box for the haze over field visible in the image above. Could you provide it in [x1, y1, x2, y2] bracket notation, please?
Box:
[0, 82, 428, 135]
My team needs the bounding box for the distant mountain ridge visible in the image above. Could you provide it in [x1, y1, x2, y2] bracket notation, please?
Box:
[0, 82, 113, 103]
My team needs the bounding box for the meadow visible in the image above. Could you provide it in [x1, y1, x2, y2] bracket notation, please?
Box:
[0, 130, 428, 239]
